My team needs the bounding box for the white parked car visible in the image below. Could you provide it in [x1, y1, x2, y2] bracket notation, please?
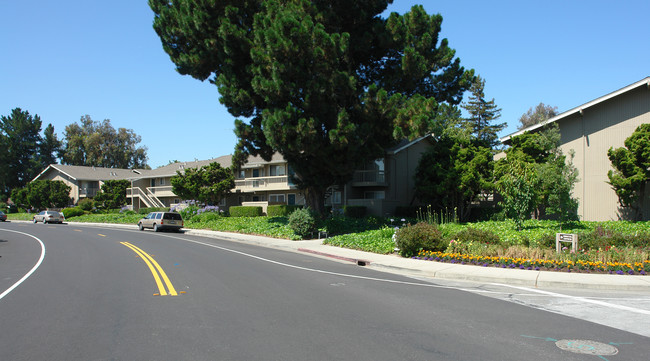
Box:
[33, 211, 65, 224]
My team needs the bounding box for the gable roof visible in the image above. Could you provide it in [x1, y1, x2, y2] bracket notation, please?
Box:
[386, 135, 434, 155]
[142, 155, 233, 177]
[500, 76, 650, 144]
[32, 164, 149, 182]
[32, 155, 237, 182]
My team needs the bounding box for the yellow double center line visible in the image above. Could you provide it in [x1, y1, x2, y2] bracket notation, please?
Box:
[121, 242, 178, 296]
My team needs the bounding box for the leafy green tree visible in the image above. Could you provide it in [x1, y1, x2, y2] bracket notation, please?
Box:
[10, 187, 28, 210]
[415, 134, 493, 221]
[171, 162, 235, 205]
[517, 102, 558, 130]
[94, 179, 131, 210]
[495, 124, 579, 225]
[150, 0, 474, 215]
[460, 76, 505, 149]
[11, 180, 71, 210]
[60, 115, 149, 169]
[607, 124, 650, 221]
[0, 108, 59, 196]
[495, 159, 539, 230]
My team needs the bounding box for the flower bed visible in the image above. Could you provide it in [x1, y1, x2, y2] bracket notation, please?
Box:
[414, 250, 650, 275]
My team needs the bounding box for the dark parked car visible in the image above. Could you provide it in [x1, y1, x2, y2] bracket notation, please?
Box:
[0, 211, 7, 222]
[138, 212, 183, 232]
[33, 211, 65, 224]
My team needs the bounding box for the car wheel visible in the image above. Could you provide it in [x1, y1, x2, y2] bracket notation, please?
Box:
[153, 224, 159, 232]
[138, 223, 144, 231]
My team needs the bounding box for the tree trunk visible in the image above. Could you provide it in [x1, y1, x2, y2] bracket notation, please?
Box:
[304, 186, 326, 218]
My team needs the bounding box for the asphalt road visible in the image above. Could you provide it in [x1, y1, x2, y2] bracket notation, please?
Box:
[1, 221, 648, 360]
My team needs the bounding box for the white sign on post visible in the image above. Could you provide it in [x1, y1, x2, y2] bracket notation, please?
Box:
[556, 233, 578, 253]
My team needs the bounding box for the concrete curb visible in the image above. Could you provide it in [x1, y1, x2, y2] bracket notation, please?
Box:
[15, 220, 650, 291]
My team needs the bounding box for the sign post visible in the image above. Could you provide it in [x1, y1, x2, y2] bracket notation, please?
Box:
[556, 233, 578, 253]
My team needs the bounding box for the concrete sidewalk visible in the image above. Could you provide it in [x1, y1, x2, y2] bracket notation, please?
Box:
[182, 227, 650, 291]
[68, 221, 650, 291]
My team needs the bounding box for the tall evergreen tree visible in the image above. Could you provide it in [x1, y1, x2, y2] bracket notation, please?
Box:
[150, 0, 474, 215]
[607, 124, 650, 221]
[40, 124, 61, 166]
[460, 76, 505, 149]
[0, 108, 57, 196]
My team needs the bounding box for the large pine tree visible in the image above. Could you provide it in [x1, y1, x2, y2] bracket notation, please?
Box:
[0, 108, 59, 196]
[150, 0, 474, 214]
[461, 76, 505, 149]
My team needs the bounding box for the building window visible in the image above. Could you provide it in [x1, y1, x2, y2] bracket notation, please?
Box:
[332, 191, 342, 204]
[269, 194, 286, 203]
[270, 165, 285, 176]
[159, 178, 165, 186]
[288, 194, 296, 205]
[239, 170, 245, 179]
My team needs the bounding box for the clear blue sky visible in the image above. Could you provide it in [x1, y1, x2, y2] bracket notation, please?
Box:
[1, 1, 648, 169]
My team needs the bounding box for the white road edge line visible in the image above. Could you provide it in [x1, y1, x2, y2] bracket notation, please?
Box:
[489, 283, 650, 315]
[164, 234, 466, 290]
[0, 229, 46, 301]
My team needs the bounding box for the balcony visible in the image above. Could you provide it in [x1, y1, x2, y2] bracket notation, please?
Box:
[146, 185, 176, 197]
[235, 175, 295, 192]
[79, 188, 98, 197]
[351, 170, 387, 187]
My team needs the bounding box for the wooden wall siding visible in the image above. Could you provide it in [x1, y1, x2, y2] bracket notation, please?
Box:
[558, 86, 650, 221]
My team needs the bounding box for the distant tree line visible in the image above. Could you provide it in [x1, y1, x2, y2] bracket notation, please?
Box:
[1, 108, 149, 208]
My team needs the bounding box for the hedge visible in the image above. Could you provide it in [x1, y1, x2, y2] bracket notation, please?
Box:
[267, 205, 302, 217]
[62, 207, 85, 218]
[229, 206, 263, 217]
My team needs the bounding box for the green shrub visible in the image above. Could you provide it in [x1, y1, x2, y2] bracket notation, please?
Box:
[323, 216, 383, 235]
[452, 227, 500, 245]
[325, 226, 396, 254]
[62, 207, 85, 218]
[191, 212, 221, 223]
[229, 206, 263, 217]
[394, 222, 444, 257]
[78, 198, 94, 211]
[267, 205, 302, 217]
[288, 208, 317, 239]
[343, 205, 366, 218]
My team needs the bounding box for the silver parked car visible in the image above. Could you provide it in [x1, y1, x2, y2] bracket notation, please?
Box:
[33, 211, 65, 224]
[138, 212, 183, 232]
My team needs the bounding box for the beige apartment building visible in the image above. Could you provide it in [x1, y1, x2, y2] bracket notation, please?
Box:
[500, 77, 650, 221]
[32, 136, 433, 216]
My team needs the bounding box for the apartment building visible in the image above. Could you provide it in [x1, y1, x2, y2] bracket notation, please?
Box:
[32, 135, 433, 216]
[500, 77, 650, 221]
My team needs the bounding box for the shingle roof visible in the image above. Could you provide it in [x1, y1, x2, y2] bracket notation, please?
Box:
[33, 164, 150, 182]
[142, 155, 234, 177]
[32, 155, 237, 182]
[500, 76, 650, 144]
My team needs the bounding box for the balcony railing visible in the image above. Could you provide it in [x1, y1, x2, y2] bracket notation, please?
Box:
[79, 188, 99, 197]
[352, 170, 386, 186]
[127, 187, 165, 208]
[146, 185, 175, 197]
[235, 175, 294, 191]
